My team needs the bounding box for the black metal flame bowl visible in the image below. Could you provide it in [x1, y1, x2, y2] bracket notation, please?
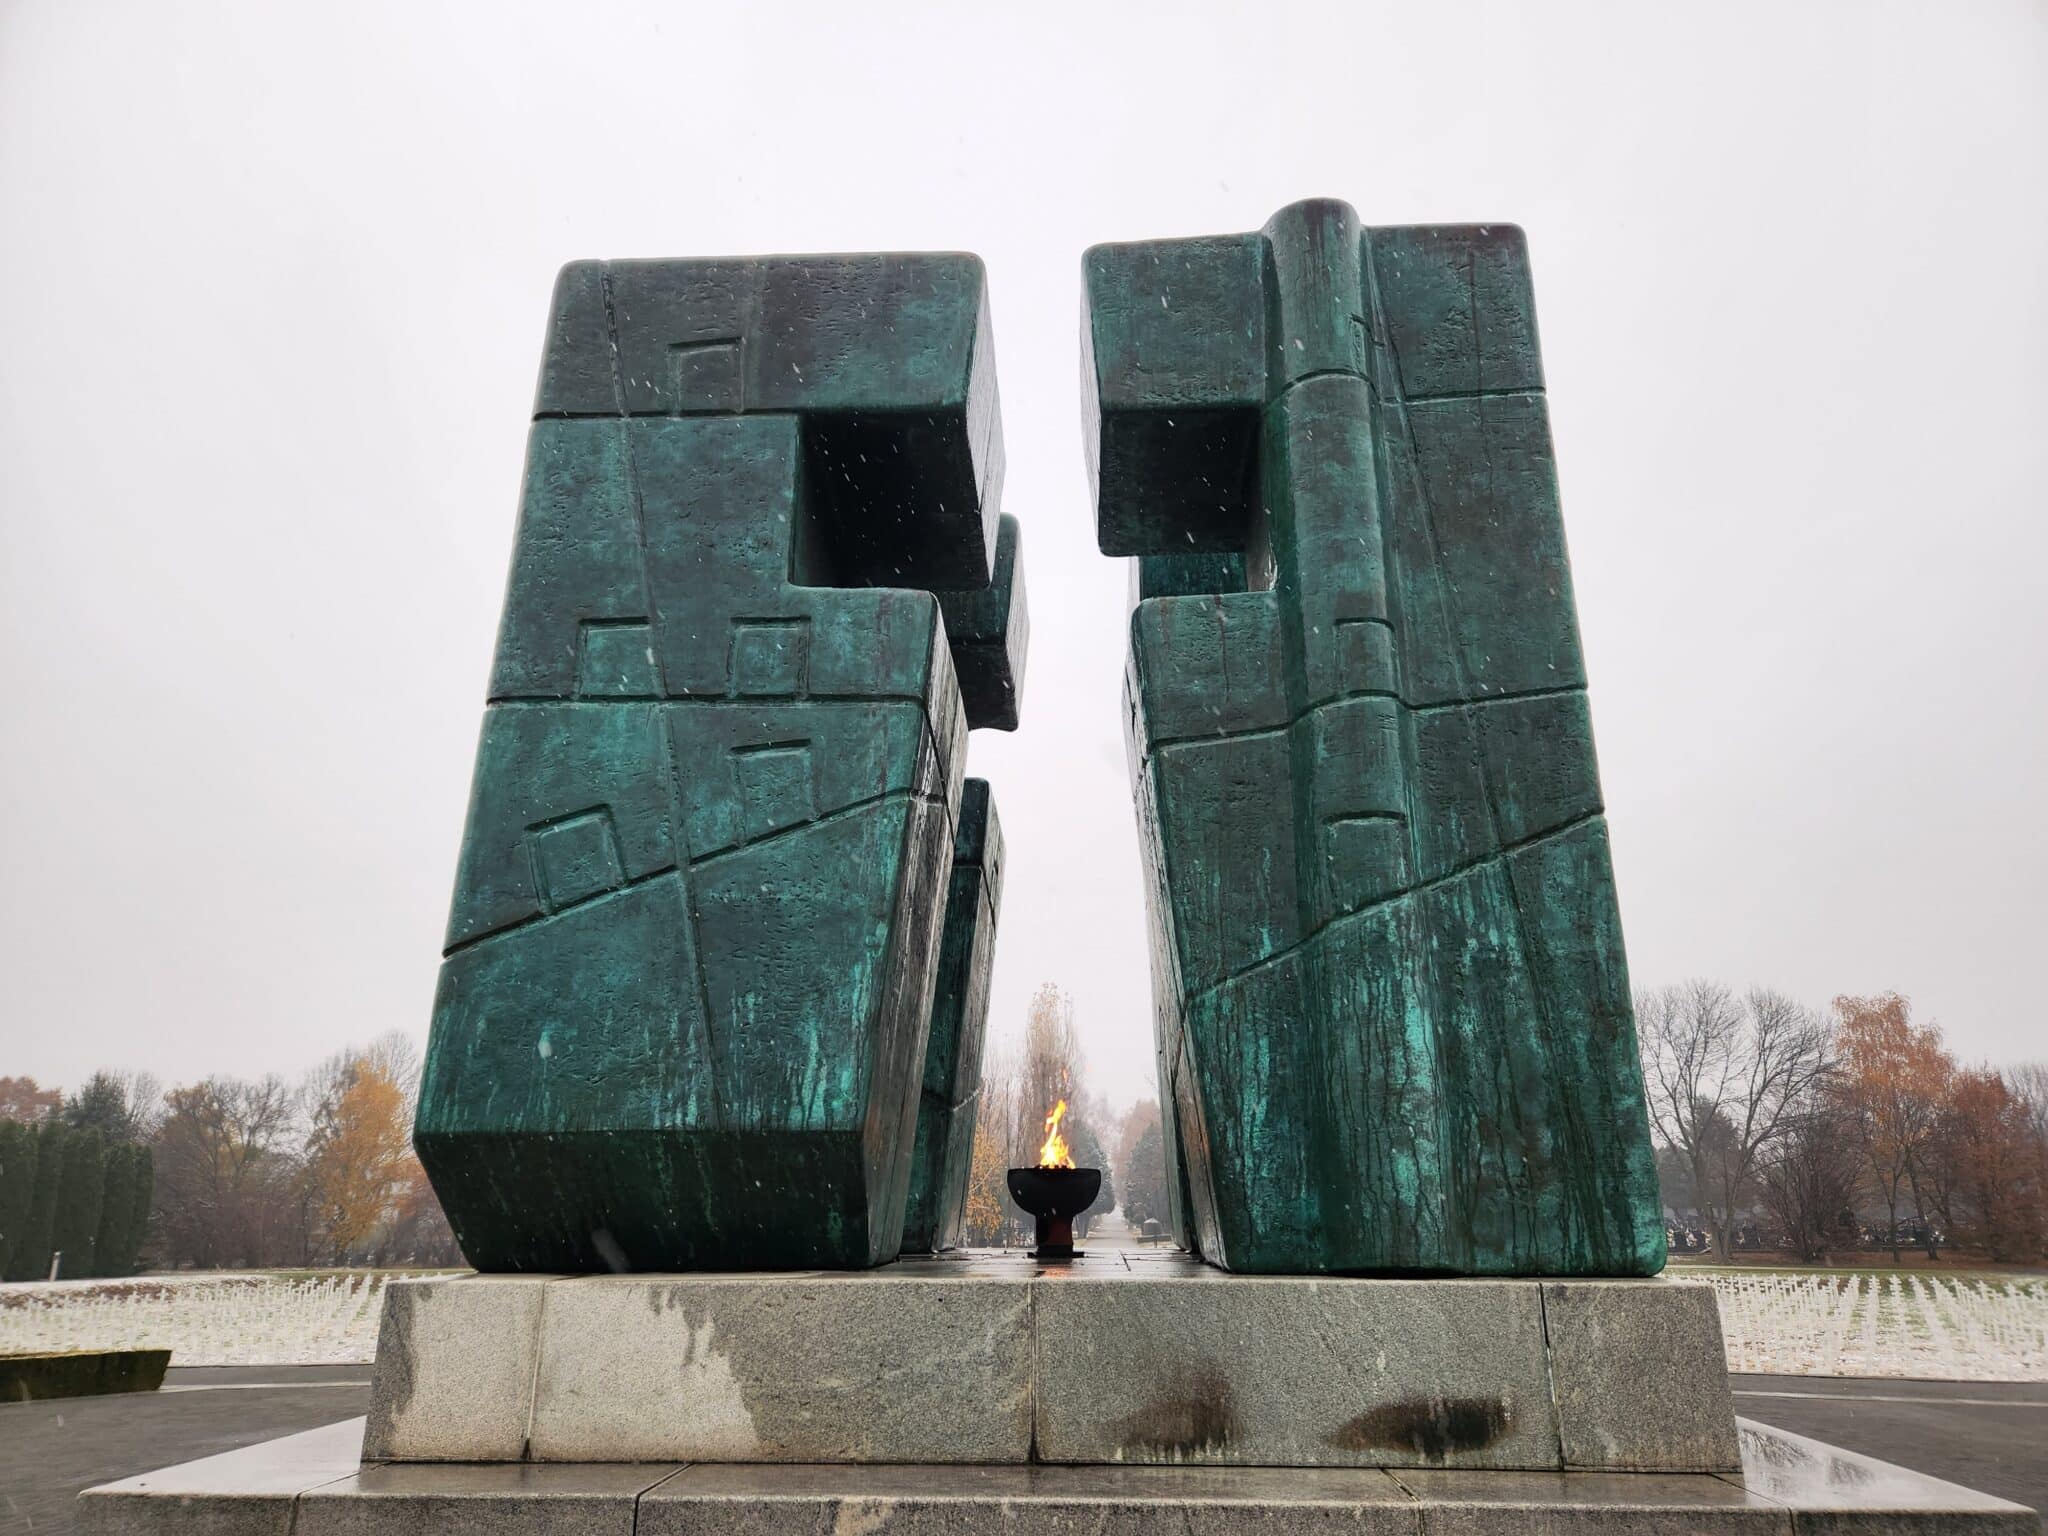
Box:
[1007, 1166, 1102, 1260]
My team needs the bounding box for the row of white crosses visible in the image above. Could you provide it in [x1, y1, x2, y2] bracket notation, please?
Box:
[1704, 1270, 2048, 1381]
[0, 1272, 387, 1366]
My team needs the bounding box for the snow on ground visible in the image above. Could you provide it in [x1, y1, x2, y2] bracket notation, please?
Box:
[2, 1267, 2044, 1378]
[0, 1273, 388, 1365]
[1701, 1270, 2048, 1381]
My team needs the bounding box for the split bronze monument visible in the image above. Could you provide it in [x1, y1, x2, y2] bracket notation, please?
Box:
[84, 204, 2035, 1532]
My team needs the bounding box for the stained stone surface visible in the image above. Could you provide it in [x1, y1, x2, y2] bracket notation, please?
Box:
[524, 1274, 1034, 1464]
[900, 778, 1005, 1253]
[362, 1266, 1736, 1473]
[362, 1275, 550, 1461]
[1085, 199, 1665, 1275]
[78, 1415, 2039, 1535]
[416, 252, 1024, 1273]
[1033, 1276, 1560, 1469]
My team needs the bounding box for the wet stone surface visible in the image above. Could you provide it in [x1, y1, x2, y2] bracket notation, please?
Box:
[1544, 1279, 1742, 1472]
[75, 1416, 2038, 1535]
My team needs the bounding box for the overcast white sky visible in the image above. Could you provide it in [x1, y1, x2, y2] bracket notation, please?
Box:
[2, 2, 2042, 1110]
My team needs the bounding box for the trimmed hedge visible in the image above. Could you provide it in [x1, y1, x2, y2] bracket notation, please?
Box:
[0, 1121, 35, 1279]
[0, 1349, 170, 1402]
[50, 1128, 105, 1278]
[125, 1144, 153, 1271]
[93, 1144, 136, 1279]
[0, 1122, 153, 1280]
[10, 1120, 66, 1281]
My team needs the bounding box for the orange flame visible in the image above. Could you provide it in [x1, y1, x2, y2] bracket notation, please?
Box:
[1038, 1099, 1075, 1169]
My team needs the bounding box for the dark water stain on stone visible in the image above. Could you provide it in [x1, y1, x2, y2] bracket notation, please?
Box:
[1110, 1365, 1238, 1458]
[1328, 1395, 1509, 1461]
[362, 1286, 418, 1452]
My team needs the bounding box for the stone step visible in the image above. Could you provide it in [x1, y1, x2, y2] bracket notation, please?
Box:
[77, 1416, 2039, 1535]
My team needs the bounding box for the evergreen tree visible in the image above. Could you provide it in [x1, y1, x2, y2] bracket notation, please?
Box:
[50, 1127, 106, 1279]
[125, 1146, 155, 1273]
[0, 1120, 37, 1279]
[1065, 1118, 1114, 1238]
[1120, 1121, 1170, 1232]
[10, 1120, 68, 1280]
[93, 1145, 138, 1277]
[62, 1073, 138, 1142]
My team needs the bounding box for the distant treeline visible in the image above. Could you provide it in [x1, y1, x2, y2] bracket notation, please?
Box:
[1, 1036, 461, 1276]
[1639, 984, 2047, 1265]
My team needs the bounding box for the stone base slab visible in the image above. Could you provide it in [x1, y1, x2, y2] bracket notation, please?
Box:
[77, 1417, 2039, 1535]
[363, 1251, 1740, 1471]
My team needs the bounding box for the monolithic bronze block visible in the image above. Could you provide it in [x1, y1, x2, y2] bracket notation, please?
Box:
[1088, 202, 1663, 1275]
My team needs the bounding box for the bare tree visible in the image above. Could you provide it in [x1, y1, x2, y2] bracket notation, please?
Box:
[300, 1032, 422, 1134]
[2007, 1061, 2048, 1172]
[1637, 981, 1832, 1262]
[1014, 983, 1082, 1164]
[151, 1075, 298, 1268]
[1753, 1083, 1860, 1262]
[117, 1071, 165, 1142]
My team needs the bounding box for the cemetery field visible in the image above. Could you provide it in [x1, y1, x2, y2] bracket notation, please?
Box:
[2, 1264, 2044, 1379]
[1693, 1267, 2048, 1380]
[0, 1270, 448, 1365]
[1675, 1260, 2045, 1289]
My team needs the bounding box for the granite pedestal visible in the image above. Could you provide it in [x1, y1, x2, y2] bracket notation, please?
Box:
[359, 1250, 1738, 1472]
[77, 1253, 2040, 1533]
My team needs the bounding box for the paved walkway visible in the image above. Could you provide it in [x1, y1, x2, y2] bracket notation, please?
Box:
[1731, 1372, 2048, 1513]
[1081, 1209, 1148, 1251]
[0, 1364, 371, 1534]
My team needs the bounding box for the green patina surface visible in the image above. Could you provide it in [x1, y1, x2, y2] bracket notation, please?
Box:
[899, 778, 1005, 1253]
[418, 253, 1024, 1271]
[1086, 200, 1664, 1276]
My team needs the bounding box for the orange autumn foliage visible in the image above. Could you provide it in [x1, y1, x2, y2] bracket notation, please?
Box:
[303, 1056, 411, 1262]
[1833, 992, 1954, 1257]
[1940, 1068, 2046, 1261]
[963, 1116, 1009, 1246]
